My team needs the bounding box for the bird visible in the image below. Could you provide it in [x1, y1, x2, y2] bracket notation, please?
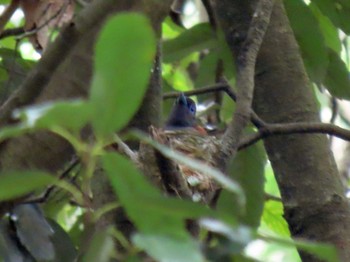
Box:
[165, 93, 206, 135]
[150, 93, 219, 203]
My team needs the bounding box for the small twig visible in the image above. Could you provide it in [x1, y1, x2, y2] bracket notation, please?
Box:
[265, 193, 281, 202]
[75, 0, 89, 8]
[16, 2, 68, 41]
[163, 82, 266, 128]
[238, 122, 350, 150]
[163, 83, 228, 99]
[330, 97, 338, 124]
[329, 97, 338, 145]
[24, 157, 80, 204]
[113, 135, 138, 162]
[0, 27, 25, 40]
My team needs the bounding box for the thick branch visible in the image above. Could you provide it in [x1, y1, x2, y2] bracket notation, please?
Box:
[0, 0, 20, 33]
[213, 0, 274, 170]
[251, 1, 350, 260]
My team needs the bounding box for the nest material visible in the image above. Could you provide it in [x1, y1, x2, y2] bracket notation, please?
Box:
[150, 126, 221, 203]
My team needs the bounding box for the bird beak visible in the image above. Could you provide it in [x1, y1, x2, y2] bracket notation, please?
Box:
[178, 92, 187, 106]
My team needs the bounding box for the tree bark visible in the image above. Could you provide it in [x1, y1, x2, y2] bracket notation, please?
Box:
[211, 0, 350, 261]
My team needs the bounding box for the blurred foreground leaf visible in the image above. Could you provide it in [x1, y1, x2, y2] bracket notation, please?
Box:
[102, 152, 206, 262]
[0, 171, 54, 201]
[90, 13, 156, 137]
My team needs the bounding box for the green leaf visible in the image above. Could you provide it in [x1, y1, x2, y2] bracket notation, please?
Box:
[312, 0, 350, 34]
[16, 100, 91, 131]
[220, 93, 236, 124]
[228, 136, 266, 228]
[194, 51, 218, 88]
[217, 32, 236, 81]
[163, 23, 217, 63]
[261, 201, 290, 237]
[90, 13, 156, 137]
[83, 228, 114, 262]
[324, 49, 350, 100]
[309, 3, 341, 54]
[102, 152, 205, 261]
[102, 152, 212, 229]
[261, 234, 339, 262]
[0, 171, 55, 201]
[0, 124, 31, 142]
[133, 234, 204, 262]
[162, 17, 184, 40]
[284, 0, 329, 83]
[264, 163, 281, 197]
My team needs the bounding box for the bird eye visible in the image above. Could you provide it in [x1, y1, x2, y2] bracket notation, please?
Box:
[189, 104, 196, 114]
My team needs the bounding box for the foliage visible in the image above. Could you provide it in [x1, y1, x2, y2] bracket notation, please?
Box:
[0, 0, 349, 261]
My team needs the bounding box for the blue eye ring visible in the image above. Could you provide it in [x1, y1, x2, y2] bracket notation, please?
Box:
[189, 103, 196, 114]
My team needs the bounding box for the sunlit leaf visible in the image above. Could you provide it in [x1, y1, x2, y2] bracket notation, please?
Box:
[90, 13, 156, 137]
[162, 17, 184, 40]
[261, 201, 290, 237]
[264, 164, 281, 197]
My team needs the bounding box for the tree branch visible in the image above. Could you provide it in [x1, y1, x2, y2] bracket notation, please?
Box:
[0, 27, 24, 40]
[0, 0, 20, 34]
[215, 0, 275, 171]
[164, 85, 350, 152]
[239, 122, 350, 150]
[0, 0, 134, 127]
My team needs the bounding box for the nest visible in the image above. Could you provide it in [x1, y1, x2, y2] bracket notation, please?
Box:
[148, 126, 221, 203]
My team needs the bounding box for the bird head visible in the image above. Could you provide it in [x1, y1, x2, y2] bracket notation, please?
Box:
[165, 93, 196, 128]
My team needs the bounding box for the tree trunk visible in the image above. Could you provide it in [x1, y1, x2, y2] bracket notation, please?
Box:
[211, 0, 350, 260]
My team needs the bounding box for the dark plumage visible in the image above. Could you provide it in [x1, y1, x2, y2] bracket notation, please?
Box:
[165, 93, 196, 128]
